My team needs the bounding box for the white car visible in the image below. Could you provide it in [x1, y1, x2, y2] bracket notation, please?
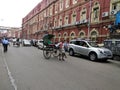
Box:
[68, 39, 113, 61]
[22, 39, 31, 46]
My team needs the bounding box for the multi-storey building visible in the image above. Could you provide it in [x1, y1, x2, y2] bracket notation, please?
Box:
[22, 0, 120, 43]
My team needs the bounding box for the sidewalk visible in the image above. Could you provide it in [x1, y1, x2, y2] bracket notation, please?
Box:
[0, 46, 14, 90]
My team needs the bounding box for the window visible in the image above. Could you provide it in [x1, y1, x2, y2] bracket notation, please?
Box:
[44, 10, 46, 17]
[112, 1, 120, 11]
[55, 3, 58, 13]
[54, 18, 57, 27]
[49, 6, 53, 16]
[41, 12, 44, 20]
[93, 8, 99, 19]
[70, 32, 75, 40]
[66, 0, 70, 8]
[39, 13, 43, 21]
[72, 11, 77, 23]
[64, 15, 69, 25]
[70, 41, 76, 44]
[91, 30, 98, 41]
[81, 41, 88, 47]
[73, 0, 78, 4]
[80, 7, 87, 21]
[75, 41, 80, 45]
[79, 32, 85, 38]
[63, 33, 67, 40]
[60, 0, 63, 11]
[91, 2, 100, 22]
[59, 16, 62, 26]
[58, 33, 61, 42]
[113, 4, 117, 10]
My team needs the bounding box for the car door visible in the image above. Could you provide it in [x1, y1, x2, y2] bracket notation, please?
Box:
[74, 41, 81, 54]
[78, 41, 89, 56]
[72, 41, 85, 54]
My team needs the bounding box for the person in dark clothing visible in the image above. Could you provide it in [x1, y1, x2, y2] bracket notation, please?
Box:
[16, 38, 20, 47]
[2, 37, 9, 52]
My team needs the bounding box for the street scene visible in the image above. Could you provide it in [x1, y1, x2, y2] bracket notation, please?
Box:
[0, 44, 120, 90]
[0, 0, 120, 90]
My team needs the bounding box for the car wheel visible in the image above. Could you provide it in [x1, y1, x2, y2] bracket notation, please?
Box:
[69, 49, 74, 56]
[89, 52, 97, 61]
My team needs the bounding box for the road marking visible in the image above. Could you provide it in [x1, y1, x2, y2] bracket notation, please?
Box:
[1, 49, 17, 90]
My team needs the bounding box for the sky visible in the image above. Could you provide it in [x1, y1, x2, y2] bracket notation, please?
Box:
[0, 0, 42, 27]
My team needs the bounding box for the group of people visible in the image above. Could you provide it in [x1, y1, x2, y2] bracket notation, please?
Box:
[55, 40, 68, 61]
[59, 41, 68, 61]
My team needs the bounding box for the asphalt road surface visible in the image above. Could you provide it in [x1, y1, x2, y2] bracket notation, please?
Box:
[0, 45, 120, 90]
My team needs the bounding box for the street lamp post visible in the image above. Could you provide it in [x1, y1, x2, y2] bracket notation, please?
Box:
[88, 0, 92, 39]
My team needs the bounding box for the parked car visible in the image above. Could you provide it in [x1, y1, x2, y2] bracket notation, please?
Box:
[22, 39, 31, 46]
[36, 39, 44, 49]
[68, 39, 113, 61]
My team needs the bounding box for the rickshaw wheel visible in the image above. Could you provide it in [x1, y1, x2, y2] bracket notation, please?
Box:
[43, 47, 51, 59]
[53, 48, 59, 57]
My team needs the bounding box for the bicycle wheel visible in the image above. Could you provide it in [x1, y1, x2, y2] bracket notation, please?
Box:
[53, 48, 59, 57]
[43, 47, 51, 59]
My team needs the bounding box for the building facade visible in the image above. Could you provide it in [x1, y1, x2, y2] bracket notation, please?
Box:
[0, 26, 21, 38]
[22, 0, 120, 43]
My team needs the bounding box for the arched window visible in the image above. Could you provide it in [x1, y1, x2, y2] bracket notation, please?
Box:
[63, 32, 68, 40]
[79, 32, 85, 38]
[58, 33, 61, 42]
[70, 32, 75, 40]
[91, 31, 98, 41]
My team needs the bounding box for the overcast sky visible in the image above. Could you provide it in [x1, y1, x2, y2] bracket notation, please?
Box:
[0, 0, 42, 27]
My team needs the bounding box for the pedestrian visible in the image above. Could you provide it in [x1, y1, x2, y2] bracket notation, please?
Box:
[2, 37, 9, 52]
[16, 38, 20, 46]
[63, 40, 68, 52]
[57, 41, 67, 61]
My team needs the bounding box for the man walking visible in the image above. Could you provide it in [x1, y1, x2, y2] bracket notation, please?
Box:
[2, 37, 9, 52]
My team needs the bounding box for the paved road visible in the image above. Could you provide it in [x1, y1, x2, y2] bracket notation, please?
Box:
[0, 45, 14, 90]
[0, 45, 120, 90]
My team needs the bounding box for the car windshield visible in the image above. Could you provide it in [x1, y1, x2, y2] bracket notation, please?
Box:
[88, 41, 98, 47]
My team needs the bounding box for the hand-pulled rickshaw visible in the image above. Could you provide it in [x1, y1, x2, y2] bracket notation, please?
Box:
[42, 34, 59, 59]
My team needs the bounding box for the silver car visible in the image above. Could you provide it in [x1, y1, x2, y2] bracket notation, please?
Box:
[68, 39, 113, 61]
